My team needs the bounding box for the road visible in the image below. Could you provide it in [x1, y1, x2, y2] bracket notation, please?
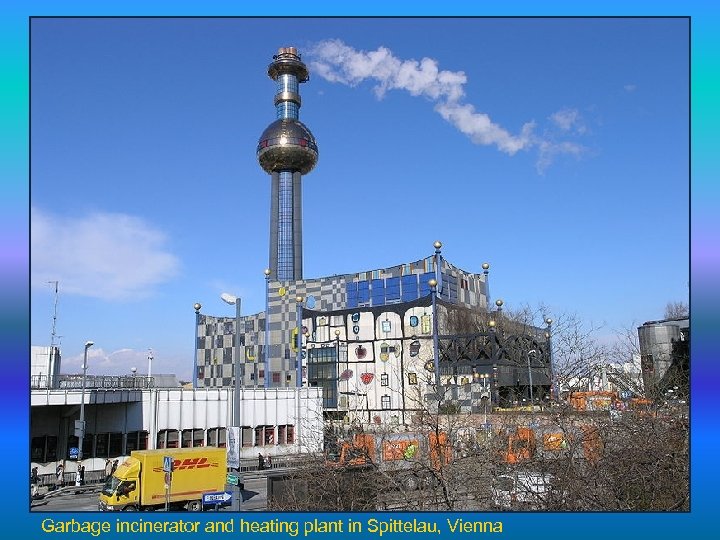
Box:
[31, 475, 268, 513]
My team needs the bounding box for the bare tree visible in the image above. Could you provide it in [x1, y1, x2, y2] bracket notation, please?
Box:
[556, 410, 689, 511]
[609, 323, 646, 397]
[664, 301, 689, 320]
[271, 302, 687, 512]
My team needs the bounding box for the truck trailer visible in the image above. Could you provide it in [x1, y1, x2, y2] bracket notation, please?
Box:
[98, 447, 228, 512]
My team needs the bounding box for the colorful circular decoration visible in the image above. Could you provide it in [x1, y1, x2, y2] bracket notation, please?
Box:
[306, 295, 316, 309]
[424, 360, 435, 372]
[355, 345, 367, 359]
[409, 315, 419, 327]
[360, 372, 374, 384]
[278, 286, 287, 297]
[353, 325, 360, 335]
[340, 369, 353, 381]
[351, 312, 360, 323]
[409, 340, 421, 357]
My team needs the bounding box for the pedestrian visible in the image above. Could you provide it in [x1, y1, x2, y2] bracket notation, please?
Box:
[266, 454, 272, 469]
[31, 467, 39, 498]
[75, 466, 82, 487]
[55, 463, 64, 489]
[111, 459, 118, 476]
[80, 465, 85, 486]
[258, 452, 265, 470]
[104, 459, 112, 481]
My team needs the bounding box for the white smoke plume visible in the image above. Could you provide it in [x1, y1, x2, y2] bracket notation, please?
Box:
[309, 39, 586, 170]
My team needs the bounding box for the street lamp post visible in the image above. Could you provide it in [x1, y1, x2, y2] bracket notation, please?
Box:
[147, 348, 153, 385]
[482, 263, 490, 311]
[193, 303, 202, 388]
[428, 278, 441, 389]
[221, 293, 242, 421]
[545, 317, 557, 402]
[295, 296, 304, 388]
[484, 374, 490, 426]
[335, 329, 343, 408]
[77, 340, 94, 462]
[263, 269, 271, 389]
[334, 328, 341, 369]
[527, 349, 537, 427]
[488, 320, 499, 405]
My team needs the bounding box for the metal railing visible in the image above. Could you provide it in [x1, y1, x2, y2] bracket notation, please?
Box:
[234, 453, 313, 473]
[31, 374, 155, 390]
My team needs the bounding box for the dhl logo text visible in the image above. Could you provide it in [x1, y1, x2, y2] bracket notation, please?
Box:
[152, 457, 219, 473]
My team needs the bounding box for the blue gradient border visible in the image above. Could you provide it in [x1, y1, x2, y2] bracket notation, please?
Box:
[8, 1, 714, 538]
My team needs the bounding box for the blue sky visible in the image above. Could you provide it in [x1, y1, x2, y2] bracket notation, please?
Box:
[30, 17, 689, 381]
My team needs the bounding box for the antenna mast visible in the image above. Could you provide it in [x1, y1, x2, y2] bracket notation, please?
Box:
[48, 280, 59, 349]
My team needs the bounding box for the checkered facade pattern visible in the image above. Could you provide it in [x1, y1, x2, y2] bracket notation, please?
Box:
[195, 256, 488, 392]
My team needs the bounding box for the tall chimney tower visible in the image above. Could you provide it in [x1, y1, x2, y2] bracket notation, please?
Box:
[257, 47, 318, 282]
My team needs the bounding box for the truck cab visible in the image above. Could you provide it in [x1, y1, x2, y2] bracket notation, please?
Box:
[99, 458, 140, 511]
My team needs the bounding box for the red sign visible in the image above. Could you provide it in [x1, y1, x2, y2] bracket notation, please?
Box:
[152, 457, 219, 473]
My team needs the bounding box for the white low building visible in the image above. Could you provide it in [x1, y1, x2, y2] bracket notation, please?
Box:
[31, 381, 323, 477]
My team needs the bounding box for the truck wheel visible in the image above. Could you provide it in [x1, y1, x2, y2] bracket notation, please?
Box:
[187, 500, 202, 512]
[122, 505, 138, 511]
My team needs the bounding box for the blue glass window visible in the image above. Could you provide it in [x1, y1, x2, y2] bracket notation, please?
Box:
[386, 277, 400, 302]
[276, 74, 299, 95]
[371, 279, 385, 306]
[277, 171, 294, 281]
[357, 280, 370, 304]
[401, 275, 418, 301]
[346, 283, 358, 308]
[275, 74, 299, 120]
[420, 273, 434, 297]
[276, 101, 299, 119]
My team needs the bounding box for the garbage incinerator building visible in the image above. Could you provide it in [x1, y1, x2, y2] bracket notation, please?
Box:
[194, 47, 554, 426]
[30, 47, 554, 477]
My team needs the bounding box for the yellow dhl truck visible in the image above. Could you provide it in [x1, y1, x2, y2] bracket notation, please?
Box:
[98, 447, 227, 512]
